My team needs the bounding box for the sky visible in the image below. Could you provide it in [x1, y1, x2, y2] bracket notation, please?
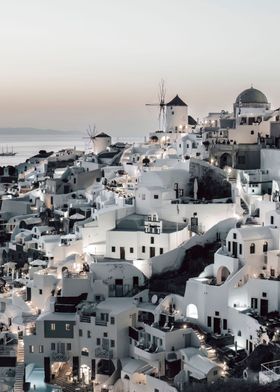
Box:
[0, 0, 279, 137]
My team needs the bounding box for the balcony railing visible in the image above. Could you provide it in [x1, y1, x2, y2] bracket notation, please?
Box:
[95, 319, 107, 326]
[80, 315, 91, 323]
[95, 347, 113, 359]
[51, 352, 69, 362]
[260, 360, 280, 384]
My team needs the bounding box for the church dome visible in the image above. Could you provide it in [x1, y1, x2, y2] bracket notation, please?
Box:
[235, 87, 268, 105]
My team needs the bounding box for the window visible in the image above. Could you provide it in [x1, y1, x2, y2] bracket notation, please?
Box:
[207, 316, 211, 327]
[87, 331, 91, 338]
[39, 345, 44, 353]
[50, 323, 55, 331]
[142, 194, 146, 200]
[29, 345, 34, 353]
[213, 370, 218, 376]
[39, 289, 43, 295]
[111, 246, 116, 253]
[151, 237, 154, 244]
[223, 319, 227, 330]
[81, 348, 89, 356]
[271, 269, 275, 277]
[154, 195, 159, 199]
[104, 332, 108, 337]
[251, 298, 258, 309]
[130, 247, 133, 253]
[228, 241, 231, 252]
[65, 323, 70, 331]
[160, 248, 163, 255]
[79, 329, 83, 337]
[263, 242, 268, 252]
[271, 216, 274, 225]
[238, 330, 242, 337]
[67, 343, 71, 350]
[142, 246, 145, 253]
[110, 339, 115, 348]
[239, 244, 242, 255]
[51, 343, 55, 350]
[215, 311, 219, 316]
[110, 317, 115, 325]
[262, 292, 267, 298]
[233, 233, 237, 239]
[250, 243, 255, 254]
[96, 338, 100, 345]
[251, 130, 254, 135]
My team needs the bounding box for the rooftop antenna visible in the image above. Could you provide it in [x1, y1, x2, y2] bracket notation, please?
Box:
[146, 79, 166, 132]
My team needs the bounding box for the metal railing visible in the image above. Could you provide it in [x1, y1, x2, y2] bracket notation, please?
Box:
[95, 347, 113, 359]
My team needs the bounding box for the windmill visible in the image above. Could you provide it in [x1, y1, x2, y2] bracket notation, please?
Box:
[146, 79, 167, 132]
[83, 124, 97, 152]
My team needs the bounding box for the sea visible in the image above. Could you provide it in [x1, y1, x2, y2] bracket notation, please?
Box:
[0, 129, 144, 167]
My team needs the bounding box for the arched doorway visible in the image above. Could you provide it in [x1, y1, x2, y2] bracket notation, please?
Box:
[216, 266, 230, 285]
[186, 304, 198, 319]
[80, 364, 91, 384]
[220, 153, 232, 168]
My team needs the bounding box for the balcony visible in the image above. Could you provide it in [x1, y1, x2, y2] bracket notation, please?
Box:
[80, 314, 91, 323]
[95, 319, 108, 326]
[134, 344, 163, 362]
[260, 360, 280, 384]
[51, 352, 69, 362]
[95, 347, 113, 359]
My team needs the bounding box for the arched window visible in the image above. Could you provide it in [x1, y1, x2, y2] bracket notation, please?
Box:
[186, 304, 198, 319]
[263, 242, 268, 252]
[250, 243, 255, 254]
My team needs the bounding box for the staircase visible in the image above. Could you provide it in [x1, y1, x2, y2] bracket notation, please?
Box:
[202, 344, 218, 361]
[52, 373, 77, 392]
[240, 198, 249, 215]
[52, 365, 93, 392]
[13, 339, 25, 392]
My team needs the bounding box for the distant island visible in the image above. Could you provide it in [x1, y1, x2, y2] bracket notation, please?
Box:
[0, 127, 83, 136]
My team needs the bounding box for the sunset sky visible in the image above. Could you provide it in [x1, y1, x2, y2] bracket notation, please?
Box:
[0, 0, 279, 136]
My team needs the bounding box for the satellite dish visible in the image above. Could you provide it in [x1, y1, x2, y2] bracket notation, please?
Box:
[151, 294, 158, 305]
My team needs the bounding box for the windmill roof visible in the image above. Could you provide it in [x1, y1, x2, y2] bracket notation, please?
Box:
[94, 132, 111, 138]
[166, 95, 188, 107]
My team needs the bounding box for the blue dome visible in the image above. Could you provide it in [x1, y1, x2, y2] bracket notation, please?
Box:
[235, 87, 268, 105]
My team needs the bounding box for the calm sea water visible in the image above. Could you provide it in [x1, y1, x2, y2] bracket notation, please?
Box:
[0, 131, 144, 166]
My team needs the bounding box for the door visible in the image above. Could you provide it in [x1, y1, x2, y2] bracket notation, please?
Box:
[120, 247, 125, 259]
[91, 359, 96, 380]
[213, 317, 221, 334]
[133, 276, 139, 288]
[44, 357, 51, 383]
[260, 299, 268, 317]
[150, 247, 155, 258]
[232, 241, 237, 257]
[115, 279, 123, 297]
[102, 338, 109, 351]
[58, 343, 65, 354]
[249, 341, 253, 354]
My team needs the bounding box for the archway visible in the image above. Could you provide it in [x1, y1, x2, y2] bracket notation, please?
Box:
[80, 364, 91, 384]
[186, 304, 198, 319]
[220, 153, 232, 168]
[216, 266, 230, 285]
